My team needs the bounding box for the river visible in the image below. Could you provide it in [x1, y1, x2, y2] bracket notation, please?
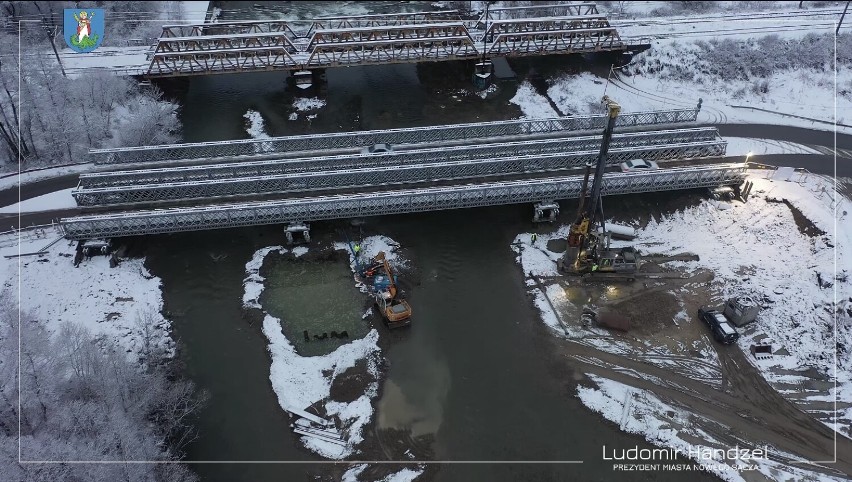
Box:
[143, 1, 720, 480]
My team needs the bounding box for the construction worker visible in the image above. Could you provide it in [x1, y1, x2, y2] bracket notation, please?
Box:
[531, 233, 538, 244]
[354, 243, 361, 258]
[591, 263, 599, 272]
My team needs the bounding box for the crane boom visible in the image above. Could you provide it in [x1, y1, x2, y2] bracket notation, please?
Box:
[562, 96, 621, 272]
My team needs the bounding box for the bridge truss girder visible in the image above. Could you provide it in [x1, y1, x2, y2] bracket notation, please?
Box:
[148, 48, 299, 76]
[72, 140, 727, 206]
[88, 109, 701, 165]
[309, 23, 471, 46]
[60, 164, 747, 240]
[153, 32, 299, 54]
[79, 128, 722, 189]
[160, 21, 294, 38]
[305, 37, 478, 68]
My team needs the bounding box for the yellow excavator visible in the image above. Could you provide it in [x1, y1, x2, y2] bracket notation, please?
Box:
[371, 251, 412, 328]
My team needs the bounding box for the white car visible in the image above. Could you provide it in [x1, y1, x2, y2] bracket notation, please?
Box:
[361, 143, 393, 155]
[619, 159, 659, 172]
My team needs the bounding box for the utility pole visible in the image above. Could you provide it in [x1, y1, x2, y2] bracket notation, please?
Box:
[839, 1, 850, 35]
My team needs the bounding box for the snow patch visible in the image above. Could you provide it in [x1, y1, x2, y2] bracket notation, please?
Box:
[293, 97, 326, 112]
[509, 81, 559, 119]
[244, 109, 270, 139]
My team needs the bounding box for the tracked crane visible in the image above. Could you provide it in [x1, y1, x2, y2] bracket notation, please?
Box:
[558, 96, 639, 278]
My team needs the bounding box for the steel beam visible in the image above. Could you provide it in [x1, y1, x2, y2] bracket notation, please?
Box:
[89, 110, 701, 165]
[60, 164, 746, 239]
[80, 128, 723, 189]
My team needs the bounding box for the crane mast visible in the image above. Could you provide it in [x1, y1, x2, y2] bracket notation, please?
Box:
[562, 96, 621, 272]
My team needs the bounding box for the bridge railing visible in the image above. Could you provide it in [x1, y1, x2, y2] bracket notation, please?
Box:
[60, 164, 747, 240]
[88, 109, 701, 165]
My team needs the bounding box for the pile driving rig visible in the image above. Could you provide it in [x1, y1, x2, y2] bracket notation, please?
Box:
[557, 96, 639, 278]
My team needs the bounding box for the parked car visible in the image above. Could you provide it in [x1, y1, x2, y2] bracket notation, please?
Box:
[361, 143, 393, 155]
[619, 158, 659, 173]
[697, 307, 740, 345]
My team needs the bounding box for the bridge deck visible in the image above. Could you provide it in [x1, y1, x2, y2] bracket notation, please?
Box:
[59, 163, 747, 240]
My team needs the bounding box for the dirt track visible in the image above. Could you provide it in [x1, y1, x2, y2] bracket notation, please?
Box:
[554, 336, 852, 479]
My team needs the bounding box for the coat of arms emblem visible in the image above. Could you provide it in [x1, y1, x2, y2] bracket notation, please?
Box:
[64, 9, 104, 53]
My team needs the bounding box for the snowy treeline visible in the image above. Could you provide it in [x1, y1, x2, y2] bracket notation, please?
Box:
[0, 293, 205, 479]
[624, 32, 852, 98]
[0, 3, 183, 169]
[2, 1, 189, 47]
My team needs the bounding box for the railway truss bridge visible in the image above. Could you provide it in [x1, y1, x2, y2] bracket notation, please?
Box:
[145, 3, 650, 77]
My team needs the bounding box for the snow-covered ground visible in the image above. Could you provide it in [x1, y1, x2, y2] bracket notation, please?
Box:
[509, 81, 559, 119]
[634, 171, 850, 404]
[515, 169, 852, 437]
[1, 231, 173, 359]
[0, 188, 76, 214]
[578, 374, 848, 482]
[243, 235, 406, 459]
[0, 163, 92, 191]
[542, 68, 851, 134]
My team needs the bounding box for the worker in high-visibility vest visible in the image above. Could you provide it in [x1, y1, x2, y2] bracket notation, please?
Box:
[353, 244, 361, 258]
[531, 233, 538, 244]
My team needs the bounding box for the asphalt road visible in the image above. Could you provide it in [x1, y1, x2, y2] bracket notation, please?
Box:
[1, 124, 850, 231]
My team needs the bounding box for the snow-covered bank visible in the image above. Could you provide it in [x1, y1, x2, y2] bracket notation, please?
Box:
[634, 171, 851, 434]
[342, 464, 425, 482]
[1, 234, 173, 359]
[578, 374, 848, 482]
[179, 1, 211, 23]
[0, 188, 76, 214]
[243, 237, 407, 459]
[509, 81, 559, 119]
[544, 45, 852, 133]
[515, 169, 851, 437]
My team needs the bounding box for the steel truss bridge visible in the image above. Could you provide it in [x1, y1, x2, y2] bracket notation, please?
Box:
[145, 3, 636, 77]
[73, 128, 726, 206]
[89, 108, 699, 165]
[60, 164, 746, 240]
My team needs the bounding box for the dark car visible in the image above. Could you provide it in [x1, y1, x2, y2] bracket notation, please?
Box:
[697, 308, 740, 345]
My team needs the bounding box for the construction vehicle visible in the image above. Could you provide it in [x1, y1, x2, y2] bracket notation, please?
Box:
[370, 251, 412, 328]
[558, 96, 639, 278]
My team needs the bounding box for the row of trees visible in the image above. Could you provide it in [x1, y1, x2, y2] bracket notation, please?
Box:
[0, 291, 205, 480]
[624, 32, 851, 87]
[0, 2, 184, 170]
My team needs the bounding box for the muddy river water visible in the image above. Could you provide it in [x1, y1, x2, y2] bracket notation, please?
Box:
[142, 2, 720, 480]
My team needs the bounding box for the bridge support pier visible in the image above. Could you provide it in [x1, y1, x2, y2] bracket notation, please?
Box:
[289, 69, 327, 95]
[533, 201, 559, 223]
[284, 222, 311, 244]
[473, 60, 494, 90]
